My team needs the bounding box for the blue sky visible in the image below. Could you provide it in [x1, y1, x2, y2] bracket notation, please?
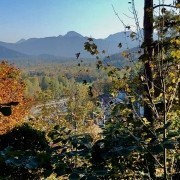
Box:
[0, 0, 172, 42]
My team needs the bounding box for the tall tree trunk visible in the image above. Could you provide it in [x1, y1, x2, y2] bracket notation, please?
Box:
[143, 1, 156, 179]
[143, 0, 154, 125]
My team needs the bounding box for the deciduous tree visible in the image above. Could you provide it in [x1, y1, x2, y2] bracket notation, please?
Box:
[0, 61, 29, 134]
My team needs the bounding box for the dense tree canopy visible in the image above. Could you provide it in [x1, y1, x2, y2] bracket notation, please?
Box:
[0, 61, 29, 134]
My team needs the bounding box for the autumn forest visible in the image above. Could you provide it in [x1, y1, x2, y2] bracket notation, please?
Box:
[0, 0, 179, 179]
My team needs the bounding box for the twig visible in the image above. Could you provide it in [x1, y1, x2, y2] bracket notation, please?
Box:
[123, 13, 134, 19]
[112, 4, 127, 28]
[153, 4, 176, 9]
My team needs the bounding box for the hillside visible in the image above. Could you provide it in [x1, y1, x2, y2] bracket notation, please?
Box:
[0, 45, 27, 59]
[103, 47, 143, 67]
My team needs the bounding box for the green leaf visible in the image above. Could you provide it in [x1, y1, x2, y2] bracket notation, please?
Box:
[43, 169, 53, 178]
[48, 130, 57, 139]
[163, 142, 175, 149]
[5, 157, 20, 166]
[25, 157, 39, 169]
[69, 173, 80, 180]
[54, 169, 66, 176]
[167, 131, 179, 138]
[54, 125, 60, 130]
[127, 146, 138, 151]
[94, 169, 108, 176]
[164, 122, 172, 129]
[52, 145, 62, 151]
[109, 147, 132, 156]
[163, 140, 176, 149]
[150, 144, 164, 154]
[118, 148, 132, 156]
[155, 127, 164, 135]
[86, 176, 97, 180]
[53, 137, 63, 144]
[156, 122, 172, 135]
[56, 162, 67, 170]
[136, 146, 144, 152]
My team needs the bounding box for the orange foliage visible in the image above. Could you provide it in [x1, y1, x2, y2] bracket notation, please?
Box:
[0, 61, 30, 134]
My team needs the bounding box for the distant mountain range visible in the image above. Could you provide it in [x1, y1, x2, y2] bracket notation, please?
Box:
[0, 45, 27, 58]
[0, 31, 142, 60]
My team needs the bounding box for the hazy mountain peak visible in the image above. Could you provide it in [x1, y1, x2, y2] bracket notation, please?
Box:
[16, 38, 26, 44]
[64, 31, 83, 38]
[0, 30, 142, 58]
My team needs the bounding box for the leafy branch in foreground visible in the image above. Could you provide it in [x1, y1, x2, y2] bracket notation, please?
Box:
[82, 0, 179, 179]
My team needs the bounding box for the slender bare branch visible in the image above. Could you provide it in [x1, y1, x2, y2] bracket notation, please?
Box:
[153, 4, 176, 9]
[123, 13, 134, 19]
[112, 4, 127, 28]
